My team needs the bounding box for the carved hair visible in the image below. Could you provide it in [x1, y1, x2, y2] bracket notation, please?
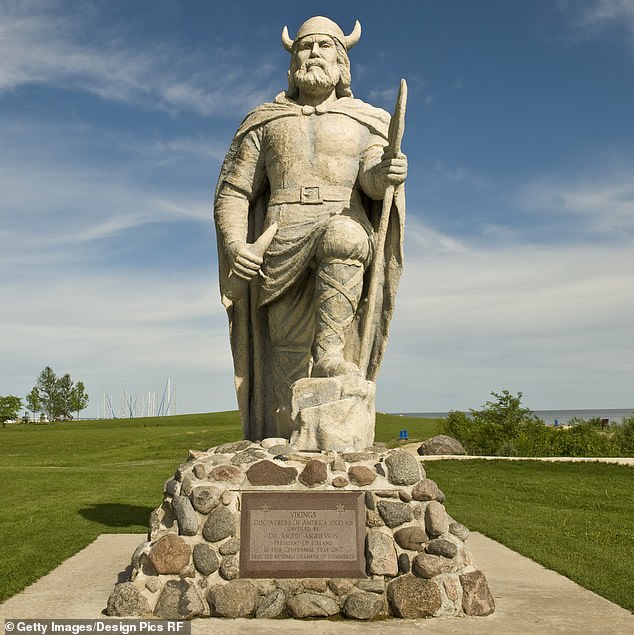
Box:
[286, 38, 353, 100]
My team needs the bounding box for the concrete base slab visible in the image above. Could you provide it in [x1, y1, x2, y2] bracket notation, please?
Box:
[1, 533, 632, 634]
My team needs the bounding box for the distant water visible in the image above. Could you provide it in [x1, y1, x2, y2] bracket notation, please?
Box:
[394, 409, 634, 426]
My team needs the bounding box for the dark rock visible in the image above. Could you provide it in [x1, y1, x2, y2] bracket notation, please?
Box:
[180, 476, 193, 496]
[208, 579, 257, 617]
[287, 592, 339, 618]
[299, 459, 328, 487]
[154, 580, 205, 619]
[348, 465, 376, 486]
[164, 478, 180, 497]
[412, 553, 449, 579]
[332, 475, 349, 487]
[387, 575, 442, 618]
[215, 440, 252, 454]
[426, 537, 458, 558]
[418, 435, 466, 456]
[148, 534, 191, 575]
[425, 500, 449, 537]
[219, 555, 239, 580]
[330, 456, 347, 472]
[376, 499, 413, 528]
[411, 478, 441, 502]
[107, 582, 149, 616]
[398, 552, 411, 574]
[460, 570, 495, 616]
[393, 526, 428, 551]
[343, 591, 384, 620]
[385, 452, 421, 485]
[374, 462, 386, 477]
[190, 485, 221, 514]
[209, 464, 244, 484]
[364, 491, 376, 510]
[246, 460, 298, 486]
[268, 444, 291, 456]
[449, 522, 470, 542]
[218, 536, 240, 555]
[172, 495, 198, 536]
[202, 506, 236, 543]
[255, 588, 286, 618]
[192, 543, 219, 575]
[366, 529, 398, 576]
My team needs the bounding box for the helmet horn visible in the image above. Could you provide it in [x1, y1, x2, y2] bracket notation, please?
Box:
[281, 26, 293, 52]
[343, 20, 361, 50]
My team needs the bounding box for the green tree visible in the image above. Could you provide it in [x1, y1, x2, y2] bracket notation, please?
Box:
[36, 366, 60, 421]
[25, 387, 41, 422]
[70, 381, 89, 420]
[0, 395, 22, 428]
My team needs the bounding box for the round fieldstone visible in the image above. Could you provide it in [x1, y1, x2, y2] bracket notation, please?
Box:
[287, 592, 339, 618]
[255, 588, 286, 618]
[302, 578, 328, 592]
[215, 440, 252, 454]
[219, 555, 239, 580]
[449, 522, 470, 541]
[231, 448, 267, 465]
[208, 579, 257, 617]
[164, 478, 180, 497]
[332, 475, 349, 487]
[376, 500, 413, 528]
[299, 459, 328, 486]
[330, 456, 347, 472]
[343, 591, 384, 620]
[387, 575, 442, 618]
[342, 452, 376, 463]
[202, 506, 236, 543]
[366, 529, 398, 576]
[268, 444, 291, 456]
[425, 500, 449, 537]
[106, 582, 149, 616]
[246, 460, 298, 486]
[364, 491, 376, 510]
[218, 536, 240, 555]
[394, 526, 428, 551]
[385, 452, 421, 485]
[374, 462, 386, 477]
[180, 476, 193, 496]
[426, 537, 458, 558]
[460, 570, 495, 616]
[398, 552, 411, 574]
[154, 580, 205, 619]
[192, 543, 219, 575]
[365, 509, 384, 528]
[193, 464, 207, 479]
[148, 534, 191, 575]
[190, 485, 221, 514]
[261, 437, 288, 449]
[412, 553, 449, 579]
[209, 464, 244, 484]
[412, 478, 441, 502]
[418, 435, 465, 456]
[355, 579, 385, 594]
[348, 465, 376, 486]
[172, 495, 198, 536]
[329, 579, 355, 595]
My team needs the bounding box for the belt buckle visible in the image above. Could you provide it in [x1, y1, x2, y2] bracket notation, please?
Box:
[300, 186, 321, 205]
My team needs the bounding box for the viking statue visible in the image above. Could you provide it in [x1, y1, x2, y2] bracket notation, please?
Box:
[214, 16, 406, 445]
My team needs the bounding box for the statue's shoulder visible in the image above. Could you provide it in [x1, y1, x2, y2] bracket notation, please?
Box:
[329, 97, 390, 137]
[235, 93, 299, 137]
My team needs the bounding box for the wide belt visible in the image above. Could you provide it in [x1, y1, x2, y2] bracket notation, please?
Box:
[269, 185, 353, 205]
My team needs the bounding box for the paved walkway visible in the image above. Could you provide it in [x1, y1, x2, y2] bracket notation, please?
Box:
[417, 454, 634, 465]
[1, 533, 632, 634]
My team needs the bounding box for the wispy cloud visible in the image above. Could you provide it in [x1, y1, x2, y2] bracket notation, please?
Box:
[561, 0, 634, 46]
[0, 1, 277, 115]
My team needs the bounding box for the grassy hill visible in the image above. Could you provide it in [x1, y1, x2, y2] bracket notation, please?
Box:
[0, 412, 632, 613]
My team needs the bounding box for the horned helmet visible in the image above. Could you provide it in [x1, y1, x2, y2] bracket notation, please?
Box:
[281, 16, 361, 53]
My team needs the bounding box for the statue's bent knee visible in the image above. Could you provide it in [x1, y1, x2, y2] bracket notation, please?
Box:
[317, 215, 369, 263]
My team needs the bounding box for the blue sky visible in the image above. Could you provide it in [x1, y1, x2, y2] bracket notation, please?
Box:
[1, 0, 633, 417]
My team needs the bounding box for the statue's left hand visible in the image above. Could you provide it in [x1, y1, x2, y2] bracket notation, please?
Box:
[377, 151, 407, 189]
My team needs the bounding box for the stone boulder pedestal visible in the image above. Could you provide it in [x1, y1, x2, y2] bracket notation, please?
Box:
[289, 375, 376, 452]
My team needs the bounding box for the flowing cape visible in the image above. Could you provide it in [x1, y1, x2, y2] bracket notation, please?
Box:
[214, 93, 406, 440]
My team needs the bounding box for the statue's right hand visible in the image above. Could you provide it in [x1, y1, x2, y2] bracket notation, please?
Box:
[227, 241, 263, 280]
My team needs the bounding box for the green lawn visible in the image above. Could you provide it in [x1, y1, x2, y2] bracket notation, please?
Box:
[1, 413, 632, 615]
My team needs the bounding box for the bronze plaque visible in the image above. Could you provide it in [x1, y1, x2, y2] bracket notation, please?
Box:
[239, 491, 366, 578]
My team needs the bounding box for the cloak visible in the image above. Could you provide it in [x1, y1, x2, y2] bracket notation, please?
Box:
[214, 93, 405, 440]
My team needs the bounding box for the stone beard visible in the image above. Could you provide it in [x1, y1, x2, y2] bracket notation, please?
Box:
[214, 18, 405, 444]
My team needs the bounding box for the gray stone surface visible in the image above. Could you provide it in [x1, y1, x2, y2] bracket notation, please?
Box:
[287, 592, 340, 618]
[208, 579, 257, 618]
[450, 522, 470, 541]
[426, 538, 458, 559]
[192, 544, 219, 575]
[215, 440, 252, 454]
[172, 495, 198, 536]
[393, 526, 428, 550]
[418, 435, 466, 456]
[387, 575, 442, 618]
[231, 448, 267, 465]
[255, 588, 286, 618]
[412, 478, 441, 501]
[366, 529, 398, 576]
[219, 555, 239, 581]
[190, 485, 221, 514]
[376, 499, 413, 528]
[412, 553, 450, 579]
[106, 582, 149, 617]
[202, 506, 236, 543]
[385, 452, 421, 485]
[218, 536, 240, 556]
[154, 580, 206, 620]
[425, 500, 450, 537]
[343, 591, 384, 620]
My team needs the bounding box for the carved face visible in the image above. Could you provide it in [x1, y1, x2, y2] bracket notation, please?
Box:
[292, 34, 341, 93]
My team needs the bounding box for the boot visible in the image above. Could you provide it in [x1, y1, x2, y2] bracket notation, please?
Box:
[312, 259, 364, 377]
